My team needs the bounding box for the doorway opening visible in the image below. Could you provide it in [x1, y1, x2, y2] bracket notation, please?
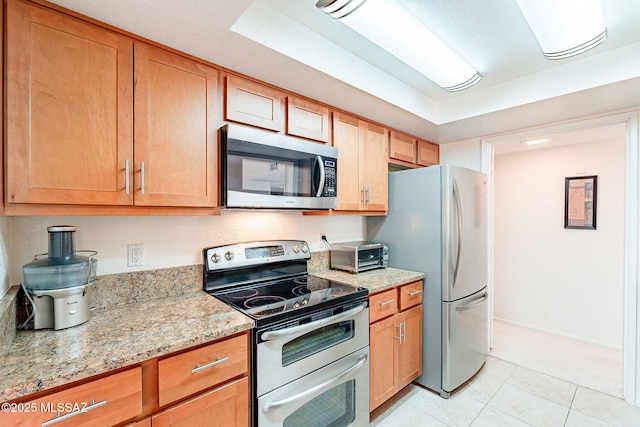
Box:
[482, 110, 638, 406]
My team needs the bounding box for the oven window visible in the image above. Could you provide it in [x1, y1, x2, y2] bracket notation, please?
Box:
[283, 379, 356, 427]
[282, 320, 354, 366]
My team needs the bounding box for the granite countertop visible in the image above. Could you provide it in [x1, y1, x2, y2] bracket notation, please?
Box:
[0, 292, 253, 402]
[311, 267, 425, 294]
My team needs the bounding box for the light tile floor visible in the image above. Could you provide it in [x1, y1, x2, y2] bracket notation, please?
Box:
[370, 321, 640, 426]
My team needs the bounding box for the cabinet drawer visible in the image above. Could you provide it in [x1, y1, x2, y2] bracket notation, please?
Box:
[152, 377, 249, 427]
[369, 289, 398, 323]
[399, 281, 424, 311]
[3, 367, 142, 427]
[158, 334, 249, 407]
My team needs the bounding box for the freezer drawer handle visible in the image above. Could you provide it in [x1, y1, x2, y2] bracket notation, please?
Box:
[261, 302, 367, 341]
[455, 292, 488, 312]
[191, 356, 230, 374]
[378, 299, 396, 306]
[262, 353, 367, 414]
[42, 399, 107, 426]
[407, 289, 422, 296]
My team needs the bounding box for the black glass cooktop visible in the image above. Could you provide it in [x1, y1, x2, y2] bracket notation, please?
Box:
[211, 275, 367, 320]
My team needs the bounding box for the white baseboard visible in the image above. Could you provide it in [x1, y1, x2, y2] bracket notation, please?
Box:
[493, 317, 623, 351]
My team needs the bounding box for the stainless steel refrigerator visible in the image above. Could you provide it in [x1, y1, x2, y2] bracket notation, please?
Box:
[367, 165, 488, 398]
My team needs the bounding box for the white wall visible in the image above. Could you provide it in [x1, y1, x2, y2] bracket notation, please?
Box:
[494, 138, 625, 348]
[0, 218, 11, 296]
[6, 212, 364, 288]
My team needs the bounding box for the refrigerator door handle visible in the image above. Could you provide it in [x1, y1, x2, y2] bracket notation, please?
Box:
[452, 177, 463, 288]
[455, 292, 488, 311]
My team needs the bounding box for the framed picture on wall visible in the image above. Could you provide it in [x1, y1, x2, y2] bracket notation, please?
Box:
[564, 175, 598, 230]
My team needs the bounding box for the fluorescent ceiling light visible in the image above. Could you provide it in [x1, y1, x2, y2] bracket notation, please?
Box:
[516, 0, 607, 60]
[521, 137, 551, 145]
[316, 0, 482, 92]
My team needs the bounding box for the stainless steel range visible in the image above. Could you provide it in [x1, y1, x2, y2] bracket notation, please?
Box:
[203, 240, 370, 427]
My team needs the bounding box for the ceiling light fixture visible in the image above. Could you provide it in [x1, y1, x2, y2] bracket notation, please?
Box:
[521, 137, 551, 145]
[515, 0, 607, 60]
[315, 0, 482, 92]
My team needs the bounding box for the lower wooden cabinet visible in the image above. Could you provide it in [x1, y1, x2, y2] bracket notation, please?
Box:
[369, 282, 423, 412]
[0, 367, 142, 427]
[2, 332, 250, 427]
[152, 377, 249, 427]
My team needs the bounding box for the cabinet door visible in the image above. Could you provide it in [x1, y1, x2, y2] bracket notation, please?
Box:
[287, 96, 330, 143]
[225, 75, 285, 132]
[389, 131, 416, 164]
[134, 43, 218, 207]
[332, 112, 362, 211]
[396, 305, 423, 390]
[6, 0, 133, 205]
[360, 122, 389, 211]
[152, 377, 249, 427]
[417, 139, 439, 166]
[369, 315, 398, 411]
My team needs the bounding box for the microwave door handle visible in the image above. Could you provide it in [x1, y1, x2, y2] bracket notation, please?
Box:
[261, 302, 367, 341]
[315, 155, 325, 197]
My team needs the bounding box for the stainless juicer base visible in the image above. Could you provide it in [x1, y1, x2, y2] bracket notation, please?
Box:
[30, 285, 90, 330]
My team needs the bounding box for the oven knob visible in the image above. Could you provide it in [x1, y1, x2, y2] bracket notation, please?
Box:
[211, 253, 221, 263]
[293, 245, 300, 253]
[301, 244, 309, 253]
[224, 251, 234, 261]
[293, 302, 300, 308]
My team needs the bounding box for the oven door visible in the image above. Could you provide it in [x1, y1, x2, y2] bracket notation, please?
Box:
[258, 348, 369, 427]
[256, 301, 369, 396]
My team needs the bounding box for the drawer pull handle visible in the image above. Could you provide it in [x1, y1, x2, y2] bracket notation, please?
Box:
[191, 356, 230, 374]
[379, 299, 395, 306]
[408, 290, 422, 296]
[42, 399, 107, 426]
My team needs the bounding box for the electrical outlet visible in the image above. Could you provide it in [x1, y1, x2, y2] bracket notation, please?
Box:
[127, 243, 143, 267]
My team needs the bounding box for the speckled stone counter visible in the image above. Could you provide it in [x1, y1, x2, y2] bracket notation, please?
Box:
[311, 267, 425, 294]
[0, 291, 253, 402]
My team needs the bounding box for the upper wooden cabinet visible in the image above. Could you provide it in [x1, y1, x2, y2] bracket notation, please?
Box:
[332, 112, 388, 213]
[389, 131, 417, 164]
[286, 96, 331, 143]
[134, 43, 218, 207]
[5, 0, 133, 206]
[4, 0, 218, 212]
[417, 139, 440, 166]
[389, 131, 439, 168]
[225, 74, 285, 132]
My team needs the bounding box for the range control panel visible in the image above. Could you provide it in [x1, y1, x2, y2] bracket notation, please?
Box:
[204, 240, 310, 272]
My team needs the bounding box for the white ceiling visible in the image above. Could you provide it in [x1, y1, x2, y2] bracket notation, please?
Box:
[47, 0, 640, 143]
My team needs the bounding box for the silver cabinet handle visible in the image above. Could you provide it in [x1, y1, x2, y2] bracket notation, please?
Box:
[261, 302, 367, 341]
[140, 161, 146, 195]
[396, 323, 402, 343]
[262, 353, 367, 414]
[378, 299, 395, 306]
[42, 399, 107, 426]
[125, 160, 130, 195]
[408, 289, 422, 296]
[366, 186, 370, 204]
[191, 356, 230, 374]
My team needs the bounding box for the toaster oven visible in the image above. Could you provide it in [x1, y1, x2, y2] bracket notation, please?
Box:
[330, 241, 388, 273]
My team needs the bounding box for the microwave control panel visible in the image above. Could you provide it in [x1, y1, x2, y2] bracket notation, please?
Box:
[322, 160, 337, 197]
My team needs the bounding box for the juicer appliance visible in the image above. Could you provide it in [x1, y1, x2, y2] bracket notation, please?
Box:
[21, 226, 97, 330]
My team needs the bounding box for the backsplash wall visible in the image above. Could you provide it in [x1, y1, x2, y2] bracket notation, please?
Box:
[5, 211, 364, 290]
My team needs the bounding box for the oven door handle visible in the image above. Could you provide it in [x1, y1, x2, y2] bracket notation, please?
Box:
[262, 353, 367, 414]
[261, 302, 367, 342]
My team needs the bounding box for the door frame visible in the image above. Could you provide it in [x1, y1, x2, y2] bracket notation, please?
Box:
[481, 109, 639, 406]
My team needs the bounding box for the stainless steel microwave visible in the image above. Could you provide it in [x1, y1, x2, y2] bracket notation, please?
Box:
[221, 124, 338, 209]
